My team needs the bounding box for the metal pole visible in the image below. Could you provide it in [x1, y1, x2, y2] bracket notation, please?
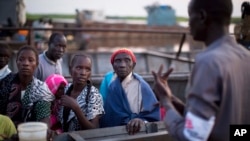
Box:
[176, 33, 186, 58]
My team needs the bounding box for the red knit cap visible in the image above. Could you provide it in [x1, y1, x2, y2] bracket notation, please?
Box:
[110, 48, 136, 64]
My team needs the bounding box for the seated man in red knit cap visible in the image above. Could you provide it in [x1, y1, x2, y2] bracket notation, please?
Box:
[100, 48, 160, 135]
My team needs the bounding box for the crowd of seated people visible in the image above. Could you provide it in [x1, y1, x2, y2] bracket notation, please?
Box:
[2, 0, 250, 140]
[0, 33, 161, 140]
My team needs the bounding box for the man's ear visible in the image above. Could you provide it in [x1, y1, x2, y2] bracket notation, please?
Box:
[48, 42, 53, 49]
[199, 9, 207, 24]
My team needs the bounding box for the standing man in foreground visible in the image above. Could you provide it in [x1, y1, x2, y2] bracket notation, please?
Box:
[152, 0, 250, 141]
[101, 48, 160, 135]
[34, 32, 67, 81]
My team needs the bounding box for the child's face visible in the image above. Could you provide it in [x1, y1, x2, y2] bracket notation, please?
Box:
[55, 82, 66, 99]
[70, 56, 91, 86]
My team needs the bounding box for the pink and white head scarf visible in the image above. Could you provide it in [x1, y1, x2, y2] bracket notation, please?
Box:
[45, 74, 68, 95]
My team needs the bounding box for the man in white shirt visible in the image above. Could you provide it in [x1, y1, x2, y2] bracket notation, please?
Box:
[34, 32, 67, 81]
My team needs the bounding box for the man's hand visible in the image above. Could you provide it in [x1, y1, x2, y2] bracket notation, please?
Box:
[126, 118, 145, 135]
[152, 64, 173, 104]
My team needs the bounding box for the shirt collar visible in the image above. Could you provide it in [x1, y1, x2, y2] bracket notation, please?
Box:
[0, 65, 8, 73]
[121, 72, 133, 86]
[206, 35, 232, 51]
[43, 51, 57, 65]
[0, 65, 11, 78]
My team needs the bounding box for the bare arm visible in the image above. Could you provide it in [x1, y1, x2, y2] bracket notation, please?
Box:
[171, 95, 185, 116]
[152, 63, 218, 141]
[60, 95, 99, 130]
[151, 65, 188, 140]
[72, 104, 100, 129]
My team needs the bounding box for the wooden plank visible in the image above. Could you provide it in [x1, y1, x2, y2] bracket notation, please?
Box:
[68, 133, 86, 141]
[54, 121, 174, 141]
[88, 131, 172, 141]
[72, 121, 167, 139]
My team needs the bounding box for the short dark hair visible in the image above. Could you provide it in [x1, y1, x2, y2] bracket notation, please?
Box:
[191, 0, 233, 25]
[0, 43, 12, 56]
[16, 45, 39, 64]
[48, 32, 65, 46]
[70, 53, 92, 67]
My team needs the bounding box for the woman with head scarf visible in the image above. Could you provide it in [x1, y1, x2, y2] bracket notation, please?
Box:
[45, 74, 68, 134]
[100, 48, 160, 135]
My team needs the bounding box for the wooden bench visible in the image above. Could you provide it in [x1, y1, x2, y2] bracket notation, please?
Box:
[54, 121, 175, 141]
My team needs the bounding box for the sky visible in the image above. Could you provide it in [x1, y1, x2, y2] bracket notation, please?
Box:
[25, 0, 245, 17]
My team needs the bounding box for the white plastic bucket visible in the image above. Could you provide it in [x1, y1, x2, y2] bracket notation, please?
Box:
[18, 122, 47, 141]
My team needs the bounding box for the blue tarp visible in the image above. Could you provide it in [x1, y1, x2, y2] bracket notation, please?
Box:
[146, 5, 176, 26]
